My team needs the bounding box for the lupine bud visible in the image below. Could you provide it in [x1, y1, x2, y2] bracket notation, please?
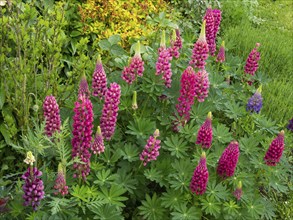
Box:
[212, 9, 222, 40]
[246, 86, 263, 113]
[169, 29, 182, 59]
[190, 152, 209, 195]
[140, 129, 161, 166]
[176, 66, 197, 122]
[244, 43, 261, 76]
[43, 95, 61, 137]
[194, 69, 210, 102]
[216, 41, 225, 63]
[78, 74, 90, 98]
[264, 130, 285, 166]
[287, 117, 293, 132]
[189, 20, 209, 69]
[233, 181, 243, 200]
[100, 83, 121, 140]
[24, 151, 35, 166]
[122, 41, 144, 84]
[204, 7, 216, 56]
[132, 91, 138, 110]
[217, 141, 240, 178]
[91, 126, 105, 154]
[54, 163, 68, 196]
[72, 94, 94, 180]
[196, 112, 213, 149]
[92, 55, 107, 99]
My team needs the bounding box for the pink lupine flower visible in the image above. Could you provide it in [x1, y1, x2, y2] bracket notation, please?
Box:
[78, 74, 91, 98]
[217, 141, 240, 178]
[233, 181, 243, 200]
[72, 94, 94, 180]
[140, 129, 161, 166]
[216, 41, 225, 63]
[244, 43, 261, 76]
[91, 126, 105, 155]
[264, 130, 285, 166]
[212, 9, 222, 40]
[100, 83, 121, 140]
[203, 7, 216, 56]
[122, 41, 144, 84]
[54, 163, 68, 196]
[92, 55, 107, 99]
[196, 112, 213, 149]
[190, 152, 209, 195]
[169, 29, 182, 59]
[189, 20, 209, 70]
[194, 69, 210, 102]
[176, 66, 197, 122]
[43, 95, 61, 137]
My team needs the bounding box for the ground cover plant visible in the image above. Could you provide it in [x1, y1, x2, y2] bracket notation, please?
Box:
[0, 1, 292, 220]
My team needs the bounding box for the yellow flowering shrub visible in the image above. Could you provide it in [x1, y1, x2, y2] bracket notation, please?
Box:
[78, 0, 169, 46]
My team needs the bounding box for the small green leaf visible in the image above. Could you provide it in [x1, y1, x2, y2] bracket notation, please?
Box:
[138, 193, 165, 220]
[98, 185, 128, 207]
[98, 39, 111, 51]
[110, 44, 126, 56]
[163, 135, 188, 158]
[108, 35, 121, 45]
[171, 203, 202, 220]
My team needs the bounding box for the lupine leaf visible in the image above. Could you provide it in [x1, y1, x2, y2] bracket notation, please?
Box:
[91, 204, 124, 220]
[206, 181, 230, 202]
[138, 193, 165, 220]
[171, 203, 202, 220]
[94, 169, 118, 186]
[120, 144, 140, 162]
[97, 185, 128, 207]
[163, 135, 188, 158]
[201, 197, 221, 218]
[161, 189, 186, 209]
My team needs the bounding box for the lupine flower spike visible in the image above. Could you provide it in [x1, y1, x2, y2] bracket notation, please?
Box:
[190, 152, 209, 195]
[22, 151, 45, 210]
[169, 29, 182, 59]
[54, 163, 69, 196]
[189, 20, 209, 70]
[156, 30, 173, 88]
[233, 181, 243, 200]
[216, 41, 225, 63]
[212, 9, 222, 40]
[91, 126, 105, 155]
[217, 141, 240, 178]
[132, 91, 138, 110]
[100, 83, 121, 140]
[92, 55, 107, 99]
[43, 95, 61, 137]
[287, 117, 293, 132]
[140, 129, 161, 166]
[72, 93, 94, 180]
[196, 112, 213, 149]
[194, 69, 210, 102]
[264, 130, 285, 166]
[204, 6, 216, 56]
[244, 43, 261, 76]
[122, 41, 144, 84]
[78, 74, 91, 98]
[246, 85, 263, 114]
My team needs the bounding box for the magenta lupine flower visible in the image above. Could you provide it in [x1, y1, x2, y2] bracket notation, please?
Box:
[244, 43, 261, 76]
[196, 112, 213, 149]
[216, 41, 225, 63]
[204, 7, 216, 56]
[176, 66, 197, 122]
[169, 29, 182, 59]
[189, 20, 209, 70]
[212, 9, 222, 40]
[54, 163, 68, 196]
[217, 141, 240, 178]
[72, 94, 94, 180]
[43, 95, 61, 137]
[78, 74, 91, 98]
[122, 41, 144, 84]
[190, 152, 209, 195]
[91, 126, 105, 154]
[194, 69, 210, 102]
[92, 55, 107, 99]
[233, 181, 243, 200]
[100, 83, 121, 140]
[264, 130, 285, 166]
[140, 129, 161, 166]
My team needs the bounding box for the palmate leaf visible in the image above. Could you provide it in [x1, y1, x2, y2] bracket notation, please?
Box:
[94, 169, 118, 186]
[71, 185, 92, 203]
[161, 189, 186, 209]
[239, 135, 262, 156]
[206, 181, 230, 202]
[224, 100, 245, 120]
[253, 115, 279, 135]
[90, 204, 124, 220]
[190, 101, 215, 124]
[48, 197, 71, 215]
[115, 169, 137, 194]
[213, 123, 233, 144]
[126, 118, 155, 139]
[144, 166, 165, 187]
[138, 193, 166, 220]
[171, 203, 201, 220]
[179, 122, 199, 143]
[201, 197, 221, 218]
[261, 198, 276, 220]
[99, 147, 122, 166]
[223, 200, 240, 217]
[246, 198, 264, 219]
[120, 143, 140, 162]
[97, 185, 128, 207]
[163, 135, 188, 158]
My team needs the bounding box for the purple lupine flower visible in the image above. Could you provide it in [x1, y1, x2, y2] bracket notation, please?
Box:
[156, 30, 173, 88]
[43, 95, 61, 137]
[216, 41, 225, 63]
[264, 130, 285, 166]
[190, 152, 209, 195]
[92, 55, 107, 99]
[196, 112, 213, 149]
[78, 74, 91, 98]
[100, 83, 121, 140]
[217, 141, 240, 178]
[176, 66, 197, 122]
[169, 29, 182, 59]
[212, 9, 222, 40]
[122, 41, 144, 84]
[72, 94, 94, 180]
[91, 126, 105, 154]
[244, 43, 261, 76]
[189, 20, 209, 70]
[233, 181, 243, 200]
[203, 7, 216, 56]
[54, 163, 68, 196]
[287, 117, 293, 132]
[246, 86, 263, 113]
[194, 69, 210, 102]
[140, 129, 161, 166]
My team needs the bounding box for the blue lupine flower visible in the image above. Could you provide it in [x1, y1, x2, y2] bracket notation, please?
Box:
[287, 118, 293, 131]
[246, 86, 263, 113]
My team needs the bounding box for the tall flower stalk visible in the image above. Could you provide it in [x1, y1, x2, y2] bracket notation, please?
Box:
[196, 112, 213, 149]
[203, 6, 216, 56]
[54, 163, 68, 196]
[140, 129, 161, 166]
[43, 95, 61, 137]
[91, 126, 105, 155]
[92, 55, 107, 99]
[195, 69, 210, 102]
[244, 43, 261, 76]
[264, 130, 285, 166]
[216, 41, 225, 63]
